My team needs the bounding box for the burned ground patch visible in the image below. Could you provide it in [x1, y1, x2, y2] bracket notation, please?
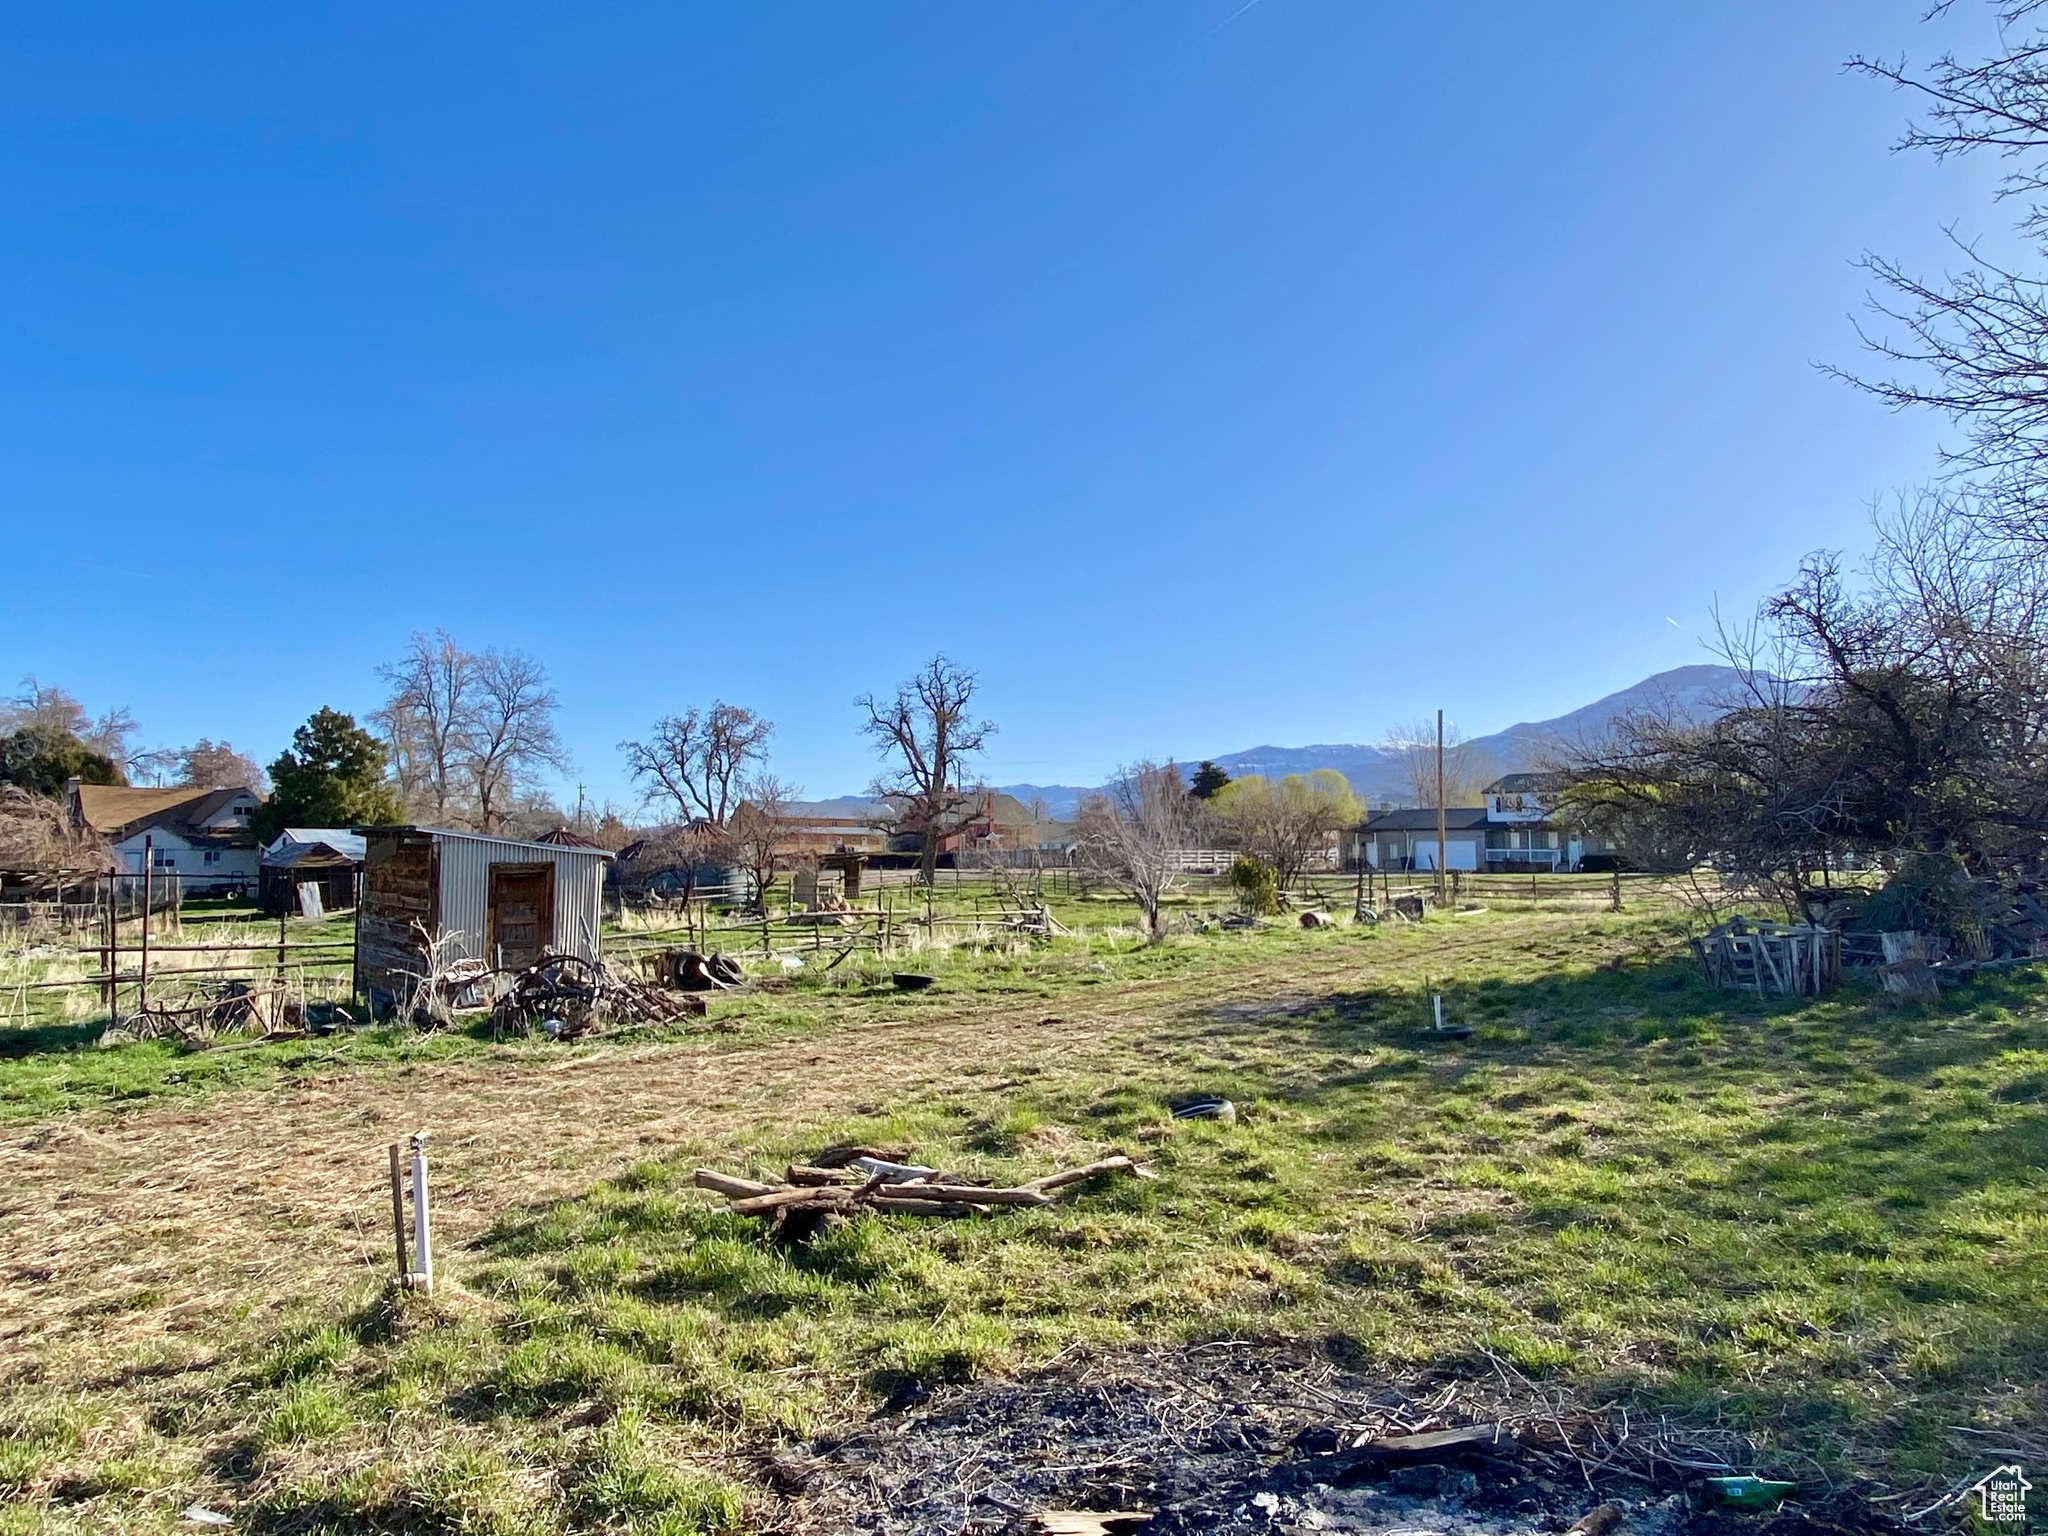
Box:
[766, 1344, 1884, 1536]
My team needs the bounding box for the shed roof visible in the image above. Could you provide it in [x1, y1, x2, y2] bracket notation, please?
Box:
[271, 828, 367, 862]
[264, 840, 357, 870]
[355, 825, 614, 859]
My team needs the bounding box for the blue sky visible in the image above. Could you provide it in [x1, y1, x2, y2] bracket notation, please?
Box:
[0, 2, 2008, 806]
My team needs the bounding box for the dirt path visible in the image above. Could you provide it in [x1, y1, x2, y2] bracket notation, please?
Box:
[0, 920, 1578, 1381]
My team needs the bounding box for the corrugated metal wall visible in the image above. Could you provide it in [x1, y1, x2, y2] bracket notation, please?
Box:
[432, 833, 608, 964]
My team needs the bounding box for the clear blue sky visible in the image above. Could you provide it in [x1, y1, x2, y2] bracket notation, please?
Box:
[0, 2, 2005, 806]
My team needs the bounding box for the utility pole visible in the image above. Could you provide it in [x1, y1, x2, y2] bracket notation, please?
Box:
[1435, 709, 1447, 907]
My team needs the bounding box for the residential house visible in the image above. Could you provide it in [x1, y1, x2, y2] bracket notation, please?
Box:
[764, 800, 896, 856]
[68, 781, 264, 896]
[1348, 774, 1607, 872]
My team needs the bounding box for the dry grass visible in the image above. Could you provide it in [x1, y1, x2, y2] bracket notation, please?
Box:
[1, 916, 1543, 1383]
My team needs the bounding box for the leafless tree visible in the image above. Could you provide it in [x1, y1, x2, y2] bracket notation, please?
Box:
[467, 647, 568, 834]
[1075, 761, 1204, 941]
[176, 739, 268, 792]
[1837, 3, 2048, 540]
[1556, 502, 2048, 914]
[376, 630, 478, 823]
[621, 703, 773, 827]
[2, 677, 137, 774]
[728, 773, 799, 913]
[857, 655, 995, 886]
[1380, 719, 1495, 807]
[1209, 770, 1361, 892]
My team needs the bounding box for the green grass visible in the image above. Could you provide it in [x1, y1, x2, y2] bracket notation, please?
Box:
[2, 900, 2043, 1532]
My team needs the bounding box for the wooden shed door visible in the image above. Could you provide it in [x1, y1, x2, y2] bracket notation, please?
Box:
[488, 863, 555, 972]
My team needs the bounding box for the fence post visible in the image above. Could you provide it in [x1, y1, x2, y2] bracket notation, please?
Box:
[1610, 868, 1622, 912]
[139, 838, 152, 1013]
[388, 1143, 410, 1283]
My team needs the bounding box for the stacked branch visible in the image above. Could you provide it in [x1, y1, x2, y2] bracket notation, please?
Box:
[695, 1149, 1153, 1242]
[487, 952, 706, 1038]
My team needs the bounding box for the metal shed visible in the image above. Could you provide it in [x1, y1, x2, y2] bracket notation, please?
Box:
[356, 826, 613, 1014]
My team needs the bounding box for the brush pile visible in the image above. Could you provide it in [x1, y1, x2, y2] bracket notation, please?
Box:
[125, 979, 303, 1046]
[489, 952, 706, 1039]
[695, 1147, 1152, 1241]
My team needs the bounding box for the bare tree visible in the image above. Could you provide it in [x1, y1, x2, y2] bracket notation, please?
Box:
[1836, 3, 2048, 540]
[467, 647, 568, 834]
[2, 677, 137, 776]
[1557, 504, 2048, 916]
[857, 655, 995, 885]
[1209, 771, 1361, 891]
[1380, 719, 1495, 807]
[1076, 761, 1204, 941]
[376, 630, 479, 823]
[728, 773, 799, 914]
[621, 704, 773, 827]
[176, 739, 268, 792]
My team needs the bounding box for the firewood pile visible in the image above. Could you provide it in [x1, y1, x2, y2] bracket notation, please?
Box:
[489, 952, 707, 1039]
[695, 1146, 1153, 1242]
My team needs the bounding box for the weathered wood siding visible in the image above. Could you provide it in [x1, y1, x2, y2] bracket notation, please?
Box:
[359, 831, 437, 1009]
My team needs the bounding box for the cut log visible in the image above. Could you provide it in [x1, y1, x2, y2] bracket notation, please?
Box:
[867, 1197, 975, 1217]
[870, 1183, 1052, 1207]
[1022, 1156, 1149, 1192]
[1347, 1423, 1514, 1463]
[693, 1168, 778, 1198]
[730, 1187, 848, 1216]
[786, 1165, 857, 1186]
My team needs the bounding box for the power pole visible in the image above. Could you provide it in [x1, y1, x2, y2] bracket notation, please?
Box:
[1435, 709, 1447, 907]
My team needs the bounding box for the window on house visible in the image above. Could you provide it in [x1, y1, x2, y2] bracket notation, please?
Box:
[204, 851, 221, 864]
[154, 852, 176, 868]
[232, 804, 251, 816]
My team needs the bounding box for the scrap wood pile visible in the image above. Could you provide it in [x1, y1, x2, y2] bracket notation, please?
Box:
[488, 952, 707, 1039]
[696, 1146, 1152, 1241]
[120, 979, 309, 1047]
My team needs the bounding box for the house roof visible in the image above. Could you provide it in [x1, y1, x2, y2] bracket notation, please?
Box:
[77, 784, 259, 844]
[1486, 772, 1562, 795]
[1359, 807, 1494, 833]
[776, 799, 895, 825]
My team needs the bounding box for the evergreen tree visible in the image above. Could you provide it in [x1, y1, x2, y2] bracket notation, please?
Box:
[1189, 761, 1231, 800]
[253, 708, 403, 841]
[0, 725, 122, 797]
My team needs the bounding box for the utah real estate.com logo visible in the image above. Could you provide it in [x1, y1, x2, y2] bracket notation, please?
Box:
[1970, 1465, 2031, 1526]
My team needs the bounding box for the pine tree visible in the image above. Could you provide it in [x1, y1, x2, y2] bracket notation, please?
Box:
[252, 708, 404, 841]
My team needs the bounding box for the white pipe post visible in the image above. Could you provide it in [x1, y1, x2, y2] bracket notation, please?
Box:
[1433, 993, 1444, 1032]
[409, 1132, 433, 1295]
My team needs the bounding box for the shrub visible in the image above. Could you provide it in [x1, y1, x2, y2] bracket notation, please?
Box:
[1229, 856, 1278, 916]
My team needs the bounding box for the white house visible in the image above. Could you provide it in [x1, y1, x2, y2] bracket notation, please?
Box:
[68, 782, 265, 896]
[1348, 774, 1611, 873]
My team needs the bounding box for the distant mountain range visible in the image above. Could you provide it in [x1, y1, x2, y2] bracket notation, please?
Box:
[981, 665, 1751, 819]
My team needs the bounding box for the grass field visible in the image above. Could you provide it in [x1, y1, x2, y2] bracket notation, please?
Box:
[0, 891, 2042, 1534]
